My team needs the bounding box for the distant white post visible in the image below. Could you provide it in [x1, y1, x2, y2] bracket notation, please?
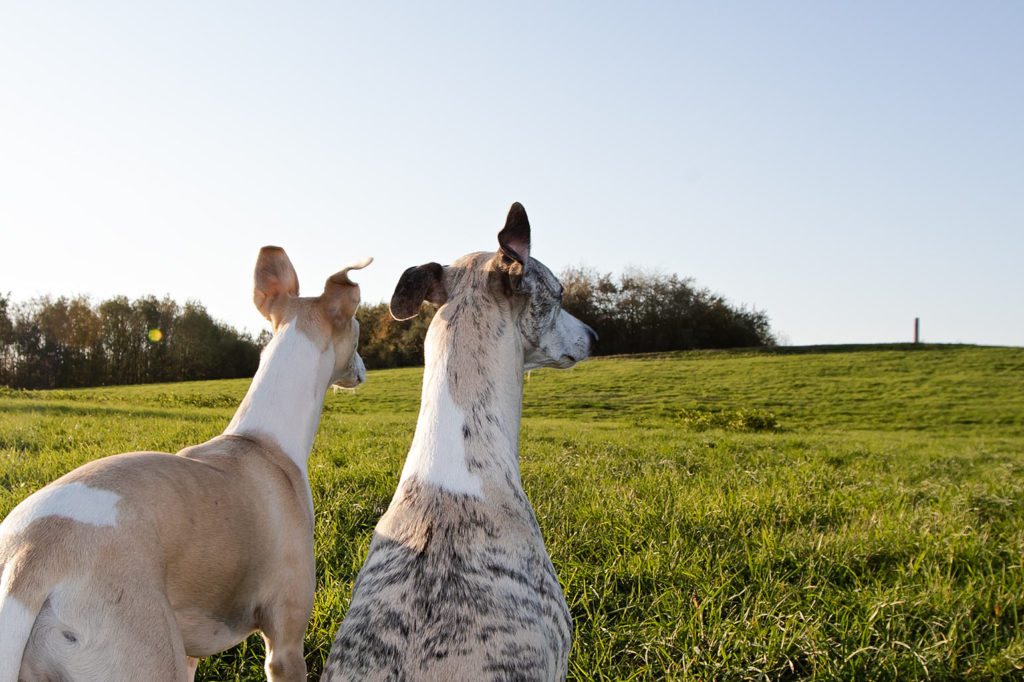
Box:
[914, 318, 920, 344]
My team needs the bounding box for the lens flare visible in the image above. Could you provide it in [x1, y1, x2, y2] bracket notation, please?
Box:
[148, 329, 163, 342]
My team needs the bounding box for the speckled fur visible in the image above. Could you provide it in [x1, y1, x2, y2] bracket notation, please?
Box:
[321, 206, 594, 682]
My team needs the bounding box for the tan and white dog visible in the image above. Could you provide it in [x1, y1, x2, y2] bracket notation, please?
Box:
[0, 247, 370, 681]
[320, 203, 595, 681]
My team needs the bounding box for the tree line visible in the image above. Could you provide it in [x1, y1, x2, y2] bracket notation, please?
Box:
[353, 266, 774, 368]
[0, 294, 264, 389]
[557, 266, 775, 355]
[0, 267, 774, 389]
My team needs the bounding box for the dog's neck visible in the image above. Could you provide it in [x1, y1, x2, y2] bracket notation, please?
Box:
[398, 300, 525, 500]
[224, 320, 334, 479]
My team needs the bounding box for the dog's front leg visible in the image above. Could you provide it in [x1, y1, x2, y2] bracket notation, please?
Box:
[187, 656, 199, 681]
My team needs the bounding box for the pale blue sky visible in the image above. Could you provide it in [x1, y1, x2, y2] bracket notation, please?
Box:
[3, 2, 1022, 346]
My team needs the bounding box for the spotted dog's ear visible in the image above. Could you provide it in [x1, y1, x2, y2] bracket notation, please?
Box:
[499, 202, 531, 264]
[390, 262, 447, 321]
[498, 202, 533, 292]
[254, 246, 300, 326]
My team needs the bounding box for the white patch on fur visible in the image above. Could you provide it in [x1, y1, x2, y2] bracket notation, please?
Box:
[399, 350, 483, 497]
[224, 320, 332, 475]
[0, 481, 120, 539]
[0, 593, 35, 679]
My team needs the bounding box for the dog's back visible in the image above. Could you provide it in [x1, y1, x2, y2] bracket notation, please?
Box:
[322, 479, 571, 681]
[1, 437, 313, 681]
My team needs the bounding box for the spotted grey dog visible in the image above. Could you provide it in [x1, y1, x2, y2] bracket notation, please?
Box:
[320, 203, 595, 681]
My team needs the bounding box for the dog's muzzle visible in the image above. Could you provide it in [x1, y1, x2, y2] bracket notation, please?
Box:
[562, 324, 598, 366]
[334, 353, 366, 389]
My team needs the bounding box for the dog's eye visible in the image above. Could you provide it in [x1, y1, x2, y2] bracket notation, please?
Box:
[541, 277, 563, 300]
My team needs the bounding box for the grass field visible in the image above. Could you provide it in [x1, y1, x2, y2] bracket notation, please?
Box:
[2, 344, 1024, 680]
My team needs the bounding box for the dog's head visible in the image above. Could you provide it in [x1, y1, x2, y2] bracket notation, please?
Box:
[253, 247, 371, 388]
[390, 202, 596, 371]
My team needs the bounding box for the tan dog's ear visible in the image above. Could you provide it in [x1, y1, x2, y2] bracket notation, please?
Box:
[497, 202, 532, 292]
[390, 263, 446, 321]
[254, 246, 300, 324]
[323, 257, 373, 322]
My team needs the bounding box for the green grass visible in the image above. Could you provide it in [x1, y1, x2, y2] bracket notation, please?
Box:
[2, 344, 1024, 680]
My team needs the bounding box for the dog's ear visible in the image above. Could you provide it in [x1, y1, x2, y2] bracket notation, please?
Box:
[498, 202, 531, 264]
[322, 257, 373, 322]
[390, 262, 447, 321]
[497, 202, 532, 292]
[254, 246, 300, 324]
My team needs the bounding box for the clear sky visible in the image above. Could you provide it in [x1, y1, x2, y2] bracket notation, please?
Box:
[3, 2, 1022, 346]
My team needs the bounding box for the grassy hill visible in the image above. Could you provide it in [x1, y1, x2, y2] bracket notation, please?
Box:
[2, 344, 1023, 680]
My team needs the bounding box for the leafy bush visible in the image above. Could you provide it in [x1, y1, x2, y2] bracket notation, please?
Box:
[559, 266, 775, 355]
[355, 302, 436, 370]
